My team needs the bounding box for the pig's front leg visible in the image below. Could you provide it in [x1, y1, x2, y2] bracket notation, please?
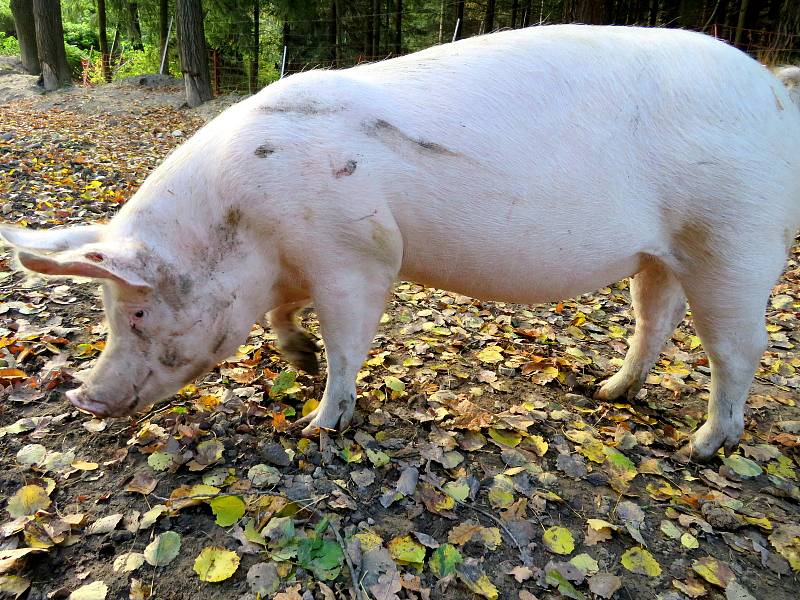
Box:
[296, 215, 403, 436]
[299, 268, 396, 435]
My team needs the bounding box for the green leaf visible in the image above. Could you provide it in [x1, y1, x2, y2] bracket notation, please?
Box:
[543, 526, 575, 555]
[546, 569, 585, 599]
[297, 537, 344, 580]
[384, 376, 405, 392]
[147, 452, 173, 471]
[429, 544, 463, 578]
[366, 448, 391, 467]
[209, 495, 246, 527]
[193, 547, 240, 582]
[722, 455, 763, 478]
[570, 553, 599, 575]
[443, 480, 470, 502]
[144, 531, 181, 567]
[269, 371, 299, 398]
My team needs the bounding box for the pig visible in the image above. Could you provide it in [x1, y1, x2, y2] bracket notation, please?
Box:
[1, 25, 799, 461]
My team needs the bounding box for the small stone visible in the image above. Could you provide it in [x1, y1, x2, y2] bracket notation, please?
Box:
[111, 530, 134, 543]
[261, 442, 290, 466]
[2, 202, 12, 214]
[171, 129, 183, 137]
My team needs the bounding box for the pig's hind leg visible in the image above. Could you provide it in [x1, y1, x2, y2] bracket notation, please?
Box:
[676, 241, 787, 461]
[596, 260, 686, 402]
[267, 301, 320, 375]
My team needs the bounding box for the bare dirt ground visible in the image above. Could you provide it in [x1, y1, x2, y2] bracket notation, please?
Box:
[0, 61, 798, 600]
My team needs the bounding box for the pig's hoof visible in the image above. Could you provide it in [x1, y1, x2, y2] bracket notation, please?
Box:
[675, 421, 742, 463]
[595, 371, 642, 402]
[281, 332, 320, 375]
[298, 402, 355, 437]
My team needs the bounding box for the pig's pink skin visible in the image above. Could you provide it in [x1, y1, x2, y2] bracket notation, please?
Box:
[2, 25, 799, 460]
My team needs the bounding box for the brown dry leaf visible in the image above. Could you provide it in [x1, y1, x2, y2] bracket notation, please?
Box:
[124, 472, 158, 495]
[588, 573, 622, 598]
[273, 583, 303, 600]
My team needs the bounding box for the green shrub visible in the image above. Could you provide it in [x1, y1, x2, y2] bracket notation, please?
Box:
[64, 42, 87, 78]
[0, 31, 18, 56]
[112, 47, 162, 81]
[63, 21, 97, 52]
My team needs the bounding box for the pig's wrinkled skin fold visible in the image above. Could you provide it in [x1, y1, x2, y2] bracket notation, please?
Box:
[1, 25, 799, 461]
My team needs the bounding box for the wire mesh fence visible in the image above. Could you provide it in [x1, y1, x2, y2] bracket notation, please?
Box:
[76, 1, 800, 97]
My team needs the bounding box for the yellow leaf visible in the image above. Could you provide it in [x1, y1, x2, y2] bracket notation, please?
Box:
[681, 532, 699, 549]
[7, 486, 50, 518]
[387, 535, 425, 567]
[621, 547, 661, 577]
[302, 399, 319, 417]
[526, 434, 548, 456]
[476, 346, 504, 364]
[488, 428, 521, 448]
[193, 547, 240, 582]
[542, 526, 575, 555]
[691, 556, 734, 588]
[354, 531, 383, 553]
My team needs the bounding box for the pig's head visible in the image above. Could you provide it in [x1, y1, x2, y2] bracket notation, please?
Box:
[0, 223, 260, 417]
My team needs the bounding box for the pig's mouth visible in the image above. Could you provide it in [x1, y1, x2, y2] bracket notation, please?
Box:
[66, 371, 154, 418]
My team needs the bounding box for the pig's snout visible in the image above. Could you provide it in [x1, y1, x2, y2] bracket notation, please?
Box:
[66, 387, 119, 418]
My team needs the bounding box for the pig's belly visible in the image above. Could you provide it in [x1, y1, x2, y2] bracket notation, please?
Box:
[397, 220, 650, 304]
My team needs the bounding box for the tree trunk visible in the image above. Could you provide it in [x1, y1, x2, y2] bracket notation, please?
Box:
[10, 0, 40, 75]
[97, 0, 111, 82]
[329, 0, 339, 64]
[128, 3, 144, 51]
[455, 0, 464, 40]
[511, 0, 519, 27]
[734, 0, 749, 47]
[176, 0, 211, 107]
[438, 0, 445, 43]
[250, 0, 259, 93]
[33, 0, 70, 90]
[564, 0, 605, 24]
[648, 0, 658, 25]
[394, 0, 401, 54]
[372, 0, 380, 58]
[159, 0, 169, 75]
[522, 0, 531, 26]
[484, 0, 495, 32]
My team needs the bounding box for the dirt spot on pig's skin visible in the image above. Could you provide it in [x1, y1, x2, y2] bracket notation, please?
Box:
[254, 143, 275, 157]
[365, 119, 460, 157]
[210, 332, 227, 354]
[259, 102, 345, 115]
[159, 343, 189, 368]
[225, 207, 242, 229]
[333, 160, 357, 178]
[671, 220, 714, 267]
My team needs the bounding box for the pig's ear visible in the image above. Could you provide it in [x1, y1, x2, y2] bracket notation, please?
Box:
[16, 249, 152, 292]
[0, 224, 104, 253]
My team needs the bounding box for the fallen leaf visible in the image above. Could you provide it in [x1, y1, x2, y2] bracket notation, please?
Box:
[68, 581, 107, 600]
[193, 547, 240, 582]
[543, 526, 575, 555]
[621, 547, 661, 576]
[144, 531, 181, 566]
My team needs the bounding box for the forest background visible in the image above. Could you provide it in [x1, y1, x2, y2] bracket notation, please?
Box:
[0, 0, 798, 107]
